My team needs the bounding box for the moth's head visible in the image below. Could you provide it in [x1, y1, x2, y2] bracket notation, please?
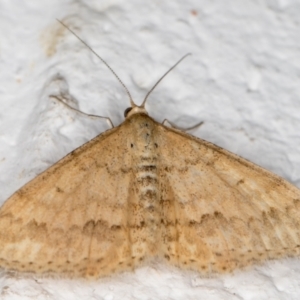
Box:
[124, 105, 148, 118]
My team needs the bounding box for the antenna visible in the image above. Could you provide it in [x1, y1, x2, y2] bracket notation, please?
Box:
[57, 19, 135, 107]
[141, 53, 191, 107]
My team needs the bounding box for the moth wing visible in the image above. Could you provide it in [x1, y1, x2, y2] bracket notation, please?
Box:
[158, 125, 300, 274]
[0, 125, 135, 278]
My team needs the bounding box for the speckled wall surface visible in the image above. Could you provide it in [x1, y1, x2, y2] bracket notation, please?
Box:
[0, 1, 300, 299]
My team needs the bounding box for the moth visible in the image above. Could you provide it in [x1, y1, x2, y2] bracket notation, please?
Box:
[0, 22, 299, 279]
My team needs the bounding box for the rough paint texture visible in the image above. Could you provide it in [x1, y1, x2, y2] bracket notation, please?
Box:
[0, 113, 300, 279]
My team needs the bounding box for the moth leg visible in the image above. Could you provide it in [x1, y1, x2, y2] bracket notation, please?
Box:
[50, 95, 114, 128]
[162, 119, 203, 132]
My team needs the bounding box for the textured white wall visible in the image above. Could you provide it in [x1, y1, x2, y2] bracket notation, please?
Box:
[1, 1, 300, 299]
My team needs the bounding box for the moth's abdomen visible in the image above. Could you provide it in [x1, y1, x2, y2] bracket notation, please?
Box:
[137, 155, 159, 212]
[127, 119, 161, 264]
